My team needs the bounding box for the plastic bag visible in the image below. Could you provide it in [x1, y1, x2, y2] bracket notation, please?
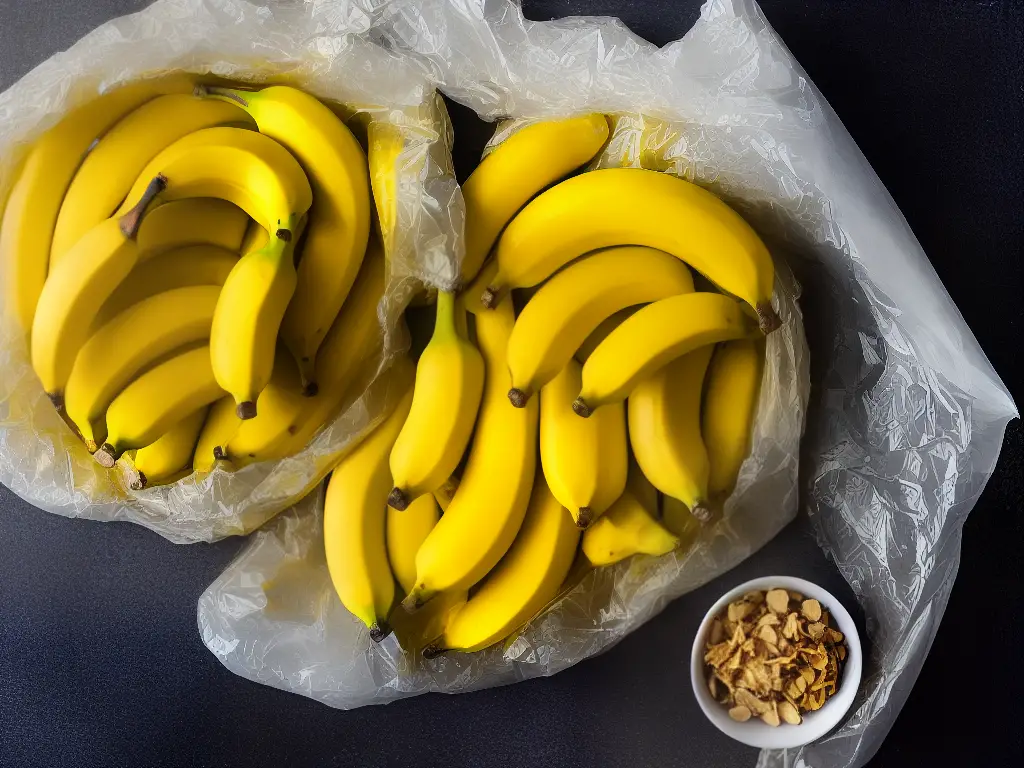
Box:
[0, 0, 461, 544]
[200, 2, 1017, 765]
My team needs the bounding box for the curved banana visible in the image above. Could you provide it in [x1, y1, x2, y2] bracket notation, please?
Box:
[628, 345, 715, 523]
[117, 126, 312, 239]
[193, 396, 240, 473]
[324, 384, 414, 642]
[50, 94, 252, 262]
[582, 490, 679, 567]
[484, 168, 780, 332]
[204, 86, 371, 391]
[702, 338, 764, 499]
[94, 244, 238, 330]
[94, 345, 225, 466]
[459, 115, 609, 284]
[388, 292, 484, 510]
[661, 495, 702, 552]
[30, 178, 165, 401]
[129, 406, 208, 490]
[432, 475, 580, 654]
[224, 246, 385, 464]
[367, 122, 404, 256]
[210, 232, 298, 419]
[506, 246, 693, 406]
[402, 298, 538, 610]
[135, 198, 249, 259]
[1, 75, 193, 333]
[573, 292, 757, 418]
[64, 285, 221, 451]
[387, 493, 440, 596]
[540, 359, 626, 528]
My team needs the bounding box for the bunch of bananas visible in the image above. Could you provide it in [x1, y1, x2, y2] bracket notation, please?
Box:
[0, 78, 386, 488]
[324, 114, 776, 656]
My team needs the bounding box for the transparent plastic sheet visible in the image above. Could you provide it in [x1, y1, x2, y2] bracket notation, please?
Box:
[198, 0, 1018, 765]
[0, 0, 462, 543]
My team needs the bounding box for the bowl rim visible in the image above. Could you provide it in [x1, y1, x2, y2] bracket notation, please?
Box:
[689, 575, 862, 750]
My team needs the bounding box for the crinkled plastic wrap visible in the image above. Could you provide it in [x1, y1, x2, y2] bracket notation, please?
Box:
[0, 0, 462, 543]
[200, 0, 1017, 764]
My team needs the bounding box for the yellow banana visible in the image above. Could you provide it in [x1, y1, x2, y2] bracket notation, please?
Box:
[135, 198, 249, 259]
[94, 245, 238, 330]
[402, 298, 538, 610]
[702, 338, 764, 499]
[204, 86, 371, 392]
[193, 396, 240, 473]
[117, 126, 312, 238]
[324, 384, 414, 642]
[459, 115, 609, 284]
[506, 246, 693, 406]
[94, 345, 225, 466]
[575, 307, 638, 364]
[628, 345, 715, 523]
[573, 292, 758, 418]
[223, 246, 385, 464]
[432, 477, 459, 513]
[388, 292, 484, 510]
[367, 122, 404, 255]
[50, 94, 252, 262]
[432, 475, 580, 654]
[484, 168, 780, 332]
[30, 178, 166, 401]
[626, 454, 659, 518]
[540, 359, 626, 528]
[129, 406, 208, 490]
[210, 231, 299, 419]
[387, 494, 440, 596]
[64, 285, 221, 451]
[1, 75, 193, 333]
[661, 495, 702, 552]
[391, 590, 467, 655]
[582, 490, 679, 567]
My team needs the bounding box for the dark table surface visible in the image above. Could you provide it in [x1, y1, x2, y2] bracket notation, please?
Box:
[0, 1, 1020, 766]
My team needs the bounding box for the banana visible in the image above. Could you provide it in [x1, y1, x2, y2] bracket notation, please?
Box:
[367, 122, 404, 255]
[391, 590, 467, 655]
[117, 126, 312, 238]
[129, 406, 208, 490]
[661, 495, 702, 552]
[30, 177, 166, 402]
[50, 94, 252, 262]
[582, 490, 679, 567]
[193, 396, 240, 473]
[540, 359, 626, 528]
[628, 345, 715, 523]
[210, 231, 299, 419]
[135, 199, 249, 259]
[324, 383, 414, 642]
[402, 297, 538, 610]
[432, 480, 457, 513]
[64, 285, 221, 451]
[203, 86, 372, 392]
[702, 338, 764, 499]
[223, 245, 385, 464]
[387, 493, 440, 596]
[388, 291, 484, 510]
[1, 75, 193, 333]
[93, 244, 238, 329]
[431, 475, 580, 654]
[573, 292, 758, 418]
[483, 168, 780, 332]
[94, 345, 225, 467]
[459, 114, 609, 284]
[506, 246, 693, 406]
[575, 307, 638, 364]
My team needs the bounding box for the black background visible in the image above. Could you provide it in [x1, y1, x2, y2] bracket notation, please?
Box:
[0, 1, 1021, 766]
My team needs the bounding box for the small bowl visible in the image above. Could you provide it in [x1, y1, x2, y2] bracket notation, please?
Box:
[690, 575, 862, 749]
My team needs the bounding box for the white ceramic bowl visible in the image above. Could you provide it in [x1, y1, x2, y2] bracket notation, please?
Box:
[690, 575, 862, 749]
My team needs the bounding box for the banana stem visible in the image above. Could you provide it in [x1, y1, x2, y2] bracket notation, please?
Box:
[196, 84, 252, 108]
[119, 174, 167, 238]
[432, 291, 457, 339]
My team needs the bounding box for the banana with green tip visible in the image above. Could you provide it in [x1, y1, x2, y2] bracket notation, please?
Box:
[628, 345, 715, 524]
[324, 381, 414, 643]
[64, 284, 221, 452]
[483, 168, 780, 332]
[573, 292, 757, 418]
[506, 246, 693, 407]
[540, 359, 626, 528]
[582, 490, 679, 567]
[129, 407, 208, 490]
[388, 291, 484, 511]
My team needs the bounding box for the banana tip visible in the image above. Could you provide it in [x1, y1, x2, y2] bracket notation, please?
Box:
[507, 388, 529, 408]
[302, 381, 319, 398]
[212, 446, 227, 461]
[480, 287, 498, 309]
[387, 487, 410, 511]
[236, 401, 257, 420]
[47, 391, 64, 411]
[576, 507, 593, 529]
[368, 621, 392, 643]
[422, 645, 446, 660]
[571, 397, 592, 418]
[757, 302, 782, 334]
[94, 444, 117, 468]
[129, 470, 148, 491]
[691, 501, 713, 524]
